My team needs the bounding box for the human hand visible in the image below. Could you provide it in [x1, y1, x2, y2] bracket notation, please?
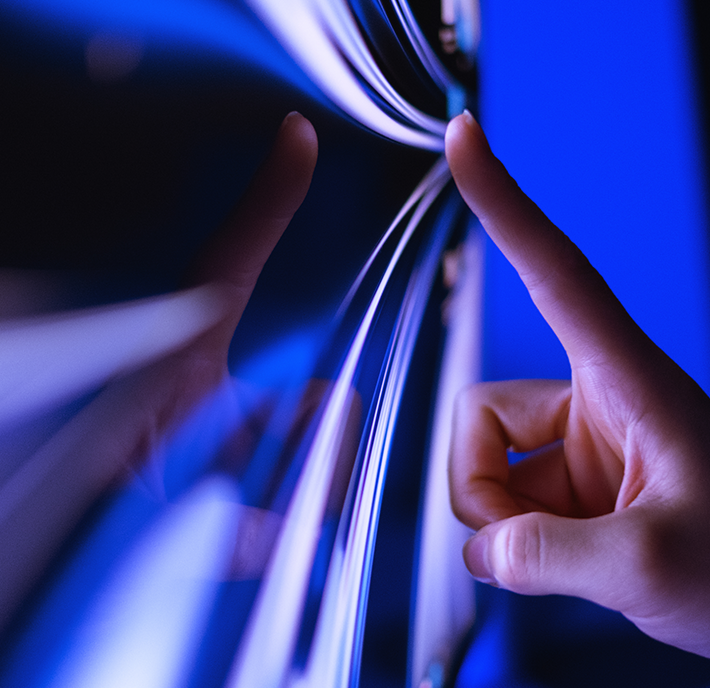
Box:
[445, 111, 710, 657]
[0, 112, 318, 629]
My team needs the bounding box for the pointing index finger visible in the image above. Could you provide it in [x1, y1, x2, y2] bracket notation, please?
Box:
[185, 112, 318, 347]
[189, 111, 318, 294]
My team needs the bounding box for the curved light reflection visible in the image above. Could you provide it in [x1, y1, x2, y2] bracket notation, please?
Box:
[46, 477, 240, 688]
[297, 166, 454, 688]
[411, 224, 481, 687]
[0, 1, 480, 686]
[227, 157, 451, 688]
[245, 0, 448, 150]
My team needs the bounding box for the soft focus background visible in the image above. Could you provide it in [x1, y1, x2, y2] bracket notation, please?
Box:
[2, 0, 710, 686]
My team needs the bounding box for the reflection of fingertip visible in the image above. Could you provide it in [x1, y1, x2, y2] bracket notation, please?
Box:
[299, 116, 319, 151]
[282, 110, 302, 124]
[280, 111, 306, 136]
[282, 110, 308, 131]
[282, 111, 318, 156]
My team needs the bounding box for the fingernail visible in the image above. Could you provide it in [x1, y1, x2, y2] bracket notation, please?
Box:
[464, 533, 498, 586]
[462, 108, 475, 126]
[281, 111, 301, 126]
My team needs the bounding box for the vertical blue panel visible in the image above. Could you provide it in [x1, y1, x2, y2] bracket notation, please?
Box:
[478, 0, 710, 390]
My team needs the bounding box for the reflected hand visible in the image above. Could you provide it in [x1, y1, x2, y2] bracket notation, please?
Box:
[446, 111, 710, 657]
[0, 112, 318, 628]
[121, 111, 319, 446]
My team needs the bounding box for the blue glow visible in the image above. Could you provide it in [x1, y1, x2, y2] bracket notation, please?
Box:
[1, 0, 317, 95]
[0, 329, 325, 688]
[454, 598, 513, 688]
[46, 478, 240, 688]
[4, 0, 449, 147]
[2, 0, 708, 685]
[0, 487, 167, 688]
[464, 0, 710, 684]
[5, 0, 255, 47]
[231, 327, 324, 389]
[483, 235, 570, 381]
[227, 158, 451, 688]
[0, 288, 224, 429]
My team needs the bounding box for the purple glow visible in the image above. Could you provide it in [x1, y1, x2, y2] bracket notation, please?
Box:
[411, 225, 481, 686]
[299, 163, 453, 688]
[0, 286, 224, 428]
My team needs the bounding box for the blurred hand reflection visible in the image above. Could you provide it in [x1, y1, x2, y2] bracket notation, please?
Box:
[0, 112, 318, 630]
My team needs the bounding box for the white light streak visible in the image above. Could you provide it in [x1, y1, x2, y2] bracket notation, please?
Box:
[47, 477, 241, 688]
[0, 286, 224, 427]
[392, 0, 455, 93]
[410, 224, 482, 687]
[245, 0, 447, 150]
[337, 156, 451, 319]
[226, 157, 451, 688]
[296, 166, 453, 688]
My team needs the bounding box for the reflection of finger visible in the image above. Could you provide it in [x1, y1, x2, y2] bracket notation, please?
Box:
[444, 113, 645, 364]
[449, 380, 571, 528]
[216, 378, 361, 517]
[189, 112, 318, 300]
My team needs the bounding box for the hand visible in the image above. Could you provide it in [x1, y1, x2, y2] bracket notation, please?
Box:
[0, 112, 318, 629]
[445, 111, 710, 657]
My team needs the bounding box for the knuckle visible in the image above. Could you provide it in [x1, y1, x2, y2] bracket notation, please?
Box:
[447, 485, 486, 530]
[448, 490, 468, 524]
[453, 383, 484, 419]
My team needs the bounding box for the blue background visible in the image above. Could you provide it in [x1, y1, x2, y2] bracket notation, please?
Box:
[478, 0, 710, 389]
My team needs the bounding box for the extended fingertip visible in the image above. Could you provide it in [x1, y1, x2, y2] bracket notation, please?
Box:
[446, 108, 476, 136]
[451, 108, 476, 133]
[280, 111, 318, 162]
[445, 109, 487, 159]
[445, 113, 493, 193]
[444, 113, 467, 148]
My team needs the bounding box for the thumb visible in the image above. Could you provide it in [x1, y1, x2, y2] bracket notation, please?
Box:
[464, 510, 658, 613]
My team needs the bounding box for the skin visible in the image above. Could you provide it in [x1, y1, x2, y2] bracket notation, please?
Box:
[0, 112, 318, 630]
[445, 111, 710, 657]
